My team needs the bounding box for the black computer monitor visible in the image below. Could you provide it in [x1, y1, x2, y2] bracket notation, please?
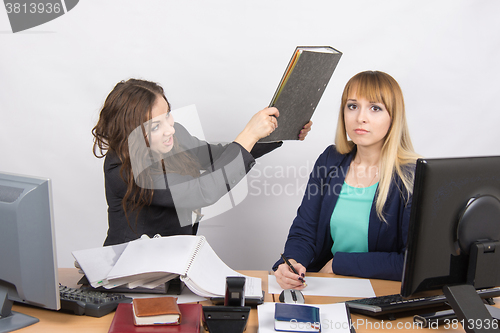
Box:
[0, 172, 60, 332]
[401, 156, 500, 328]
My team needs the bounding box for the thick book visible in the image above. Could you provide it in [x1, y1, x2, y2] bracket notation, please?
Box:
[258, 302, 353, 333]
[132, 297, 181, 326]
[109, 303, 201, 333]
[260, 46, 342, 142]
[72, 235, 262, 298]
[274, 303, 320, 332]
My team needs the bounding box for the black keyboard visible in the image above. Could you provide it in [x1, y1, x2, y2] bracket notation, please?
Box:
[346, 287, 500, 317]
[59, 285, 132, 317]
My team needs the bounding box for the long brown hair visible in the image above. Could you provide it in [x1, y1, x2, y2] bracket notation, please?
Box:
[92, 79, 200, 229]
[335, 71, 420, 221]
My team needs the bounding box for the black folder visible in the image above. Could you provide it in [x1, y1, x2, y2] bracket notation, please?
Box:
[260, 46, 342, 142]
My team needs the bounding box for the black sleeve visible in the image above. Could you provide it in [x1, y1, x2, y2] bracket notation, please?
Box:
[250, 141, 283, 159]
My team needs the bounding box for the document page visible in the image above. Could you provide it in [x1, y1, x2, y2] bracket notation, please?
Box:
[72, 242, 129, 288]
[268, 275, 375, 298]
[106, 236, 201, 287]
[182, 239, 262, 298]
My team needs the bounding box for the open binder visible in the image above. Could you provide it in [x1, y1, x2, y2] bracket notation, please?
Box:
[72, 235, 262, 298]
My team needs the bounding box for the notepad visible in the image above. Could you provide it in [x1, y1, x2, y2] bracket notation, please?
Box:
[258, 302, 352, 333]
[72, 235, 262, 298]
[132, 297, 181, 326]
[274, 303, 320, 332]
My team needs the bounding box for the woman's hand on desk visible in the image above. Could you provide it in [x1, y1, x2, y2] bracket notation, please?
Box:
[275, 260, 307, 290]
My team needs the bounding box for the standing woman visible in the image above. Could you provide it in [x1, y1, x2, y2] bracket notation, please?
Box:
[273, 71, 420, 288]
[92, 79, 311, 246]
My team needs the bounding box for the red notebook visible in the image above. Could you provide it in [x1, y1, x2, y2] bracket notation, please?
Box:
[108, 303, 202, 333]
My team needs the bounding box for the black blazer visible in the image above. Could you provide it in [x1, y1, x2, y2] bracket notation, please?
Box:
[103, 123, 281, 246]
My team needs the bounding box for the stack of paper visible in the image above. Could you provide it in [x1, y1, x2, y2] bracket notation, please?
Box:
[72, 235, 262, 298]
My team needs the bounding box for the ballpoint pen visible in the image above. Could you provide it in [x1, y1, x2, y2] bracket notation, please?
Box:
[280, 253, 307, 287]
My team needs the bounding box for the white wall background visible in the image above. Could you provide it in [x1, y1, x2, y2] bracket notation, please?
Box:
[1, 0, 499, 270]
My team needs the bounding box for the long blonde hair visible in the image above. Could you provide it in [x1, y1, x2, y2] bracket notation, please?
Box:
[335, 71, 420, 220]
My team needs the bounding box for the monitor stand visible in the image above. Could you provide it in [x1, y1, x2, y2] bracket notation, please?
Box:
[0, 286, 39, 333]
[443, 240, 500, 333]
[443, 284, 495, 333]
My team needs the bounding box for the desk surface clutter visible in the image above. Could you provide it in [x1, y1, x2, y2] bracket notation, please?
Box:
[12, 268, 500, 333]
[72, 235, 263, 298]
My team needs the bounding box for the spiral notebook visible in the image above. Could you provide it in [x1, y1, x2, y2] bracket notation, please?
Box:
[72, 235, 262, 298]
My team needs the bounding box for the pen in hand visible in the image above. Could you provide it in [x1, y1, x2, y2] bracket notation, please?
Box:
[280, 253, 307, 287]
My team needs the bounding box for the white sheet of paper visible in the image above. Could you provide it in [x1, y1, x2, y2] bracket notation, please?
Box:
[268, 275, 376, 298]
[258, 302, 352, 333]
[72, 242, 129, 288]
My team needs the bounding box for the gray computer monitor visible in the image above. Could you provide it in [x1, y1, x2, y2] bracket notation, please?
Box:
[0, 172, 60, 332]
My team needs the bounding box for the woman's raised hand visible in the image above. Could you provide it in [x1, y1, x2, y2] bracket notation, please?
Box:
[235, 107, 279, 152]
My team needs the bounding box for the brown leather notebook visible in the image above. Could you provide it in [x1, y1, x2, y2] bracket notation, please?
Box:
[132, 297, 181, 325]
[109, 303, 201, 332]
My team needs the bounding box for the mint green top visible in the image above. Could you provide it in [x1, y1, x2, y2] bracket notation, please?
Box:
[330, 182, 378, 256]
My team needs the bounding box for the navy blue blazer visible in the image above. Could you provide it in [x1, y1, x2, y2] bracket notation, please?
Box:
[273, 145, 413, 281]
